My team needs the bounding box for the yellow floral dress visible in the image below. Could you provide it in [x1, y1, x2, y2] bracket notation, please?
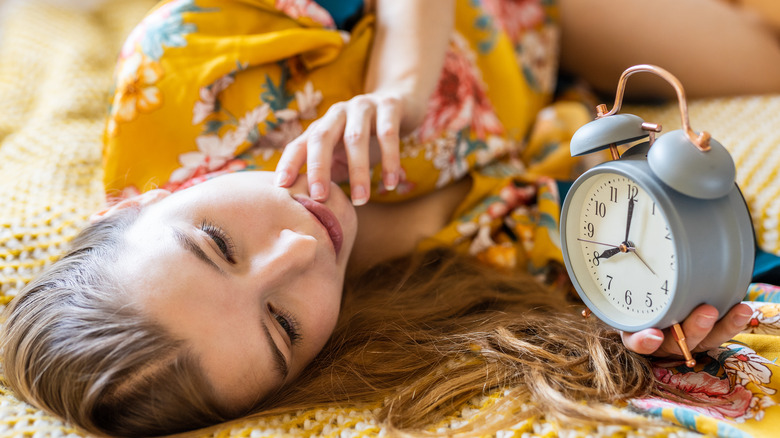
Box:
[103, 1, 780, 436]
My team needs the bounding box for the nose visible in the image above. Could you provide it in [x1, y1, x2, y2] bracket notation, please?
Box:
[248, 228, 317, 285]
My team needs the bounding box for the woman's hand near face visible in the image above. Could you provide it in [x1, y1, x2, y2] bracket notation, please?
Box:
[620, 302, 754, 360]
[275, 92, 404, 206]
[275, 0, 455, 205]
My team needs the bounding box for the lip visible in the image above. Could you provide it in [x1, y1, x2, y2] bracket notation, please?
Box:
[292, 195, 344, 256]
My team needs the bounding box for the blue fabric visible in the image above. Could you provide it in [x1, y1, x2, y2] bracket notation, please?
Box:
[753, 246, 780, 284]
[314, 0, 364, 30]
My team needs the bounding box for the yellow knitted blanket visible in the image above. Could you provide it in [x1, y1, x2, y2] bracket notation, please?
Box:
[2, 1, 780, 436]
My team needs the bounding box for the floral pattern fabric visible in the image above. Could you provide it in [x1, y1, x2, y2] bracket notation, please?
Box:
[103, 0, 780, 436]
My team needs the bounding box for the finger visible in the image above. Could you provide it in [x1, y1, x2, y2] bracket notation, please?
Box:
[275, 135, 308, 187]
[307, 105, 347, 201]
[621, 328, 665, 355]
[693, 303, 753, 352]
[656, 304, 719, 357]
[343, 97, 374, 206]
[375, 95, 402, 191]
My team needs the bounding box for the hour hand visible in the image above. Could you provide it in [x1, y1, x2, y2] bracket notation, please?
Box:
[596, 247, 621, 260]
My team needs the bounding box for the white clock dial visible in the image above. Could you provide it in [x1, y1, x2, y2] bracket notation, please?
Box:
[571, 173, 677, 324]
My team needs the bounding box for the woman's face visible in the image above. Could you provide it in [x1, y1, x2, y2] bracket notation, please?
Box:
[113, 171, 358, 412]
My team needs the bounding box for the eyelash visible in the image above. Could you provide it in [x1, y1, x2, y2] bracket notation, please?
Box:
[199, 220, 236, 263]
[269, 304, 302, 345]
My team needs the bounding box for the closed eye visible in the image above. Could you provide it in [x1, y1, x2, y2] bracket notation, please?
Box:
[200, 220, 236, 263]
[269, 304, 302, 346]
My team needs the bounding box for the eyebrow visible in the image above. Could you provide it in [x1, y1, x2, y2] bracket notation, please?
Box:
[172, 227, 226, 276]
[262, 323, 290, 380]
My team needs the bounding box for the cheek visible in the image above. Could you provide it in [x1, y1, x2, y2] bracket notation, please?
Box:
[303, 282, 343, 345]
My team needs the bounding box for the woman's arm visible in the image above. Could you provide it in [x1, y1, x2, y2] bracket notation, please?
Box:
[363, 0, 454, 134]
[558, 0, 780, 98]
[276, 0, 455, 205]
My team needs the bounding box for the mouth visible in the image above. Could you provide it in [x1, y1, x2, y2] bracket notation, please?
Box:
[292, 195, 344, 257]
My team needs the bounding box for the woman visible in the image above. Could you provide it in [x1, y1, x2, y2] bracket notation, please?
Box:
[1, 0, 775, 436]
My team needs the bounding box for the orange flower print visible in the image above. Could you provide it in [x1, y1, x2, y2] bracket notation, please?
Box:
[107, 52, 164, 136]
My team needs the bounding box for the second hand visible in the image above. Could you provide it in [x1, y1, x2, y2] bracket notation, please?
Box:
[577, 238, 619, 248]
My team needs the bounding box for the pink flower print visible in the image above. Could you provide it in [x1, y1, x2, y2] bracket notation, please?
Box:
[192, 75, 236, 124]
[417, 33, 504, 143]
[255, 109, 303, 150]
[481, 0, 546, 45]
[163, 159, 248, 193]
[640, 368, 753, 419]
[275, 0, 335, 28]
[295, 81, 323, 120]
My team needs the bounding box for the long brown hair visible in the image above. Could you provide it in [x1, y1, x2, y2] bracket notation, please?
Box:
[254, 248, 660, 435]
[1, 218, 660, 437]
[0, 209, 230, 436]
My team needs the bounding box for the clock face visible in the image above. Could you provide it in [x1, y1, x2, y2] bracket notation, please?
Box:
[565, 172, 678, 326]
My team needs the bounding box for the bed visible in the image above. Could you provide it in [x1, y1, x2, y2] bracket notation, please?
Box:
[1, 0, 779, 436]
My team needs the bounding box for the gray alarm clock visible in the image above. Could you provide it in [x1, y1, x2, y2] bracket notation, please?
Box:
[559, 65, 754, 366]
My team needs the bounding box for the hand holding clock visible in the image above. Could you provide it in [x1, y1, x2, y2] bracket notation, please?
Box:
[621, 302, 753, 359]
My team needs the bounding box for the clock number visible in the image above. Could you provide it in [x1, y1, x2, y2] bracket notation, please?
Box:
[645, 292, 653, 307]
[606, 275, 613, 289]
[661, 280, 669, 295]
[624, 290, 632, 306]
[610, 186, 618, 203]
[586, 222, 594, 238]
[594, 200, 606, 217]
[592, 251, 600, 266]
[627, 184, 638, 201]
[665, 230, 672, 240]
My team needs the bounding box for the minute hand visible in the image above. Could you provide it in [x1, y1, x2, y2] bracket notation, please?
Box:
[624, 197, 635, 244]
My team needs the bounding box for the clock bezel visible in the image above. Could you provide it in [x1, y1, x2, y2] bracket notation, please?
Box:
[560, 143, 754, 332]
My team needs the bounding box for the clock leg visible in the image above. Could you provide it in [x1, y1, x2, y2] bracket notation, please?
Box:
[670, 323, 696, 367]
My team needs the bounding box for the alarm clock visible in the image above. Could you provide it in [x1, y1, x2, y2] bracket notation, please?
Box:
[559, 65, 755, 367]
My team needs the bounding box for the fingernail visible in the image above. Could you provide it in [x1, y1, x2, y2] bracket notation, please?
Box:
[352, 185, 368, 206]
[696, 313, 717, 329]
[275, 170, 289, 186]
[733, 307, 753, 326]
[310, 182, 325, 200]
[384, 171, 398, 191]
[642, 334, 664, 350]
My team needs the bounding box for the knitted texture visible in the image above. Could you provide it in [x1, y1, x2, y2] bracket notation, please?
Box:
[1, 1, 779, 437]
[627, 96, 780, 255]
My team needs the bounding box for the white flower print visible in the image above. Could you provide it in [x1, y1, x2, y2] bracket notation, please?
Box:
[170, 135, 235, 183]
[295, 81, 323, 120]
[171, 104, 271, 183]
[429, 135, 471, 188]
[192, 74, 235, 124]
[735, 395, 776, 422]
[712, 345, 777, 395]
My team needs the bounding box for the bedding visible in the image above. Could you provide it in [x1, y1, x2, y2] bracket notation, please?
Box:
[1, 0, 780, 436]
